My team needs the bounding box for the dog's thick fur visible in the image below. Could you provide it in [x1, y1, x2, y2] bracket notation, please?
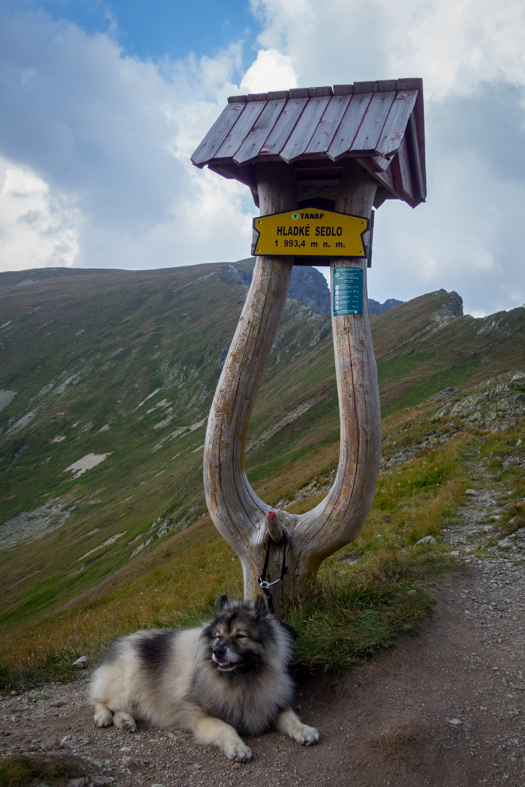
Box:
[90, 595, 319, 761]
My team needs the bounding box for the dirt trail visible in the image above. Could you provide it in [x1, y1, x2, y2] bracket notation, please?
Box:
[1, 450, 524, 787]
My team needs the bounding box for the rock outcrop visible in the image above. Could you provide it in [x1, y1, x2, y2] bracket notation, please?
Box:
[433, 370, 525, 432]
[436, 290, 463, 318]
[225, 262, 403, 318]
[368, 297, 404, 315]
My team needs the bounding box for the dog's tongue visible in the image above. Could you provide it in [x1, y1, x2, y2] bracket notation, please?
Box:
[218, 660, 229, 667]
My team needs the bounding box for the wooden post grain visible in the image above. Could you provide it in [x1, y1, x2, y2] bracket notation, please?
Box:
[203, 159, 381, 614]
[204, 162, 297, 602]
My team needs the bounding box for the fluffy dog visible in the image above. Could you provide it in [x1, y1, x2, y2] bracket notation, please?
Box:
[90, 595, 319, 761]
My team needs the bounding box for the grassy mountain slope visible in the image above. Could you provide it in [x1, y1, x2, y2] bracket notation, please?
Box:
[0, 264, 524, 639]
[372, 291, 525, 415]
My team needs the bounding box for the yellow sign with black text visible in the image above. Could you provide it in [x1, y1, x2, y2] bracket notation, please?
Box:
[252, 208, 369, 258]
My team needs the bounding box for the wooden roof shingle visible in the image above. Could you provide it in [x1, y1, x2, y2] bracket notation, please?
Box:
[191, 79, 426, 210]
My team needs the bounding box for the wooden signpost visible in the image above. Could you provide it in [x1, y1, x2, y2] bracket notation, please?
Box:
[192, 80, 426, 613]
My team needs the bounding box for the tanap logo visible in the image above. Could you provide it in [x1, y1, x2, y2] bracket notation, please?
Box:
[292, 213, 299, 220]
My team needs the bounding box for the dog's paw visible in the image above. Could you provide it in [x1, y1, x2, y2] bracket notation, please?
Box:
[291, 723, 320, 746]
[113, 711, 137, 733]
[277, 710, 320, 746]
[223, 739, 253, 762]
[94, 705, 113, 728]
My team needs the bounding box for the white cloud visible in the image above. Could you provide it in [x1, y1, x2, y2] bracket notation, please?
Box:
[250, 0, 525, 313]
[251, 0, 525, 99]
[0, 158, 80, 270]
[0, 1, 524, 316]
[385, 0, 525, 100]
[240, 49, 297, 94]
[370, 164, 525, 316]
[368, 82, 525, 315]
[0, 12, 255, 270]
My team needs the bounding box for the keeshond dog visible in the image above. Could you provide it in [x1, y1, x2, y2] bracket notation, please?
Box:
[90, 595, 319, 761]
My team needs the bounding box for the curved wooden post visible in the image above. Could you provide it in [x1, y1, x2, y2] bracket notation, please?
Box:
[203, 160, 381, 614]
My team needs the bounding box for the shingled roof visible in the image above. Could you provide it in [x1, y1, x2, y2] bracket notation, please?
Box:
[191, 79, 426, 210]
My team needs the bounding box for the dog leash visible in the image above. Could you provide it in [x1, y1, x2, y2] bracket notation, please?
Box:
[257, 517, 296, 639]
[258, 531, 287, 615]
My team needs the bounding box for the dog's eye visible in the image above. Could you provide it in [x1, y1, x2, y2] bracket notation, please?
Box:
[236, 633, 247, 639]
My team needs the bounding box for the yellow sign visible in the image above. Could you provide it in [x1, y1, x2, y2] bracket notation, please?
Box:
[252, 208, 369, 258]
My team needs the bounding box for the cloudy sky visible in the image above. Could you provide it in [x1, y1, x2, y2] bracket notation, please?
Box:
[1, 0, 524, 316]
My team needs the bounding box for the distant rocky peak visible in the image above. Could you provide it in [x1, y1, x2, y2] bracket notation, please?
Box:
[224, 262, 403, 318]
[287, 267, 331, 316]
[220, 262, 331, 315]
[219, 264, 252, 287]
[368, 298, 404, 316]
[435, 290, 463, 319]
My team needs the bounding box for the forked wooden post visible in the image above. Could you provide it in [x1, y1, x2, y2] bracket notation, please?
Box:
[193, 80, 427, 613]
[204, 161, 381, 610]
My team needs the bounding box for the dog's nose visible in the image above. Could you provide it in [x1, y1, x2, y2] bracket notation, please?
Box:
[213, 645, 226, 658]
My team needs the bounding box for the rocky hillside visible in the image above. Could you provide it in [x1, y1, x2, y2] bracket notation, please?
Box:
[218, 258, 403, 317]
[0, 263, 524, 630]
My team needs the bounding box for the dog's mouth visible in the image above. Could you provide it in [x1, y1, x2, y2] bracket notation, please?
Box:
[212, 654, 242, 671]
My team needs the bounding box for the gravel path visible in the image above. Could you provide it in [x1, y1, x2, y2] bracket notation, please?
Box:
[1, 451, 524, 787]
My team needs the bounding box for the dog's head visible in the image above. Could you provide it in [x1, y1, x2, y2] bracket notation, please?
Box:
[202, 595, 281, 674]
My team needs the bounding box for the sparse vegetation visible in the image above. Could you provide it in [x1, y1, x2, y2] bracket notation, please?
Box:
[0, 754, 78, 787]
[0, 266, 523, 689]
[0, 431, 475, 687]
[287, 440, 466, 672]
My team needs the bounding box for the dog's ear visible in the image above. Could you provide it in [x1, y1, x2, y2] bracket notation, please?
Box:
[254, 593, 268, 617]
[219, 594, 229, 610]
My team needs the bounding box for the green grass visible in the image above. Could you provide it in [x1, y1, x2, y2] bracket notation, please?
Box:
[0, 430, 472, 688]
[289, 581, 435, 673]
[284, 435, 468, 672]
[247, 430, 339, 483]
[474, 429, 525, 540]
[378, 354, 485, 416]
[0, 754, 79, 787]
[0, 419, 522, 688]
[1, 267, 524, 689]
[377, 349, 437, 383]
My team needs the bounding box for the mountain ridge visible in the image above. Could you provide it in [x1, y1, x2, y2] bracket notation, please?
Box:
[1, 261, 404, 319]
[0, 262, 523, 631]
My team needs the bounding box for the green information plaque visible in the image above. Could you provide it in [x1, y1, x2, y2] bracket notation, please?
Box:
[333, 267, 363, 316]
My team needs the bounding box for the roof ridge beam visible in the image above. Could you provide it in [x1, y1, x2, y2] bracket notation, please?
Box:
[376, 79, 398, 92]
[307, 86, 333, 97]
[289, 88, 310, 98]
[397, 77, 423, 91]
[333, 84, 355, 95]
[267, 90, 290, 100]
[354, 81, 377, 94]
